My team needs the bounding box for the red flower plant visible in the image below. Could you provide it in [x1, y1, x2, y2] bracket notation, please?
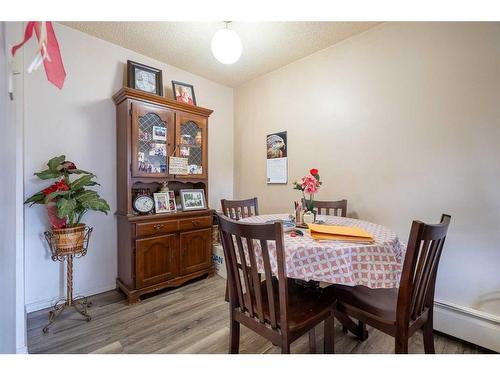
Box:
[24, 155, 110, 229]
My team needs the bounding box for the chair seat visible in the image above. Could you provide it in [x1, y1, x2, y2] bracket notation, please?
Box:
[333, 284, 398, 322]
[244, 278, 336, 334]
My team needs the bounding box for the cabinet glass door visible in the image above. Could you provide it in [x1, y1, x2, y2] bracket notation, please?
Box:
[131, 102, 174, 178]
[175, 113, 208, 179]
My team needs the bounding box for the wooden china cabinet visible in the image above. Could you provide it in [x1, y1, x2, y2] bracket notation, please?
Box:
[113, 87, 214, 304]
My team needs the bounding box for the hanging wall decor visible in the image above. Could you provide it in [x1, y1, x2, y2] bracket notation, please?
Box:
[11, 21, 66, 89]
[266, 131, 288, 184]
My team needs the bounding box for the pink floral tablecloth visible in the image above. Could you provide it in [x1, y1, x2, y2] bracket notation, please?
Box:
[239, 214, 405, 288]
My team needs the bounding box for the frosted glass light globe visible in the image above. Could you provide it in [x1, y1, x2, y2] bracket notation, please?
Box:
[211, 28, 242, 64]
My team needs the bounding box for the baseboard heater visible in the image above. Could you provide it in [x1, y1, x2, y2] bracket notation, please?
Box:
[433, 300, 500, 352]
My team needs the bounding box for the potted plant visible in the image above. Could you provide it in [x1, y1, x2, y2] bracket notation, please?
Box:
[24, 155, 110, 256]
[293, 168, 322, 224]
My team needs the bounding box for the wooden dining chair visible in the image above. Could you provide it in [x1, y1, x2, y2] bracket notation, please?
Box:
[333, 214, 451, 354]
[221, 197, 259, 220]
[220, 197, 260, 301]
[303, 199, 347, 217]
[217, 214, 336, 354]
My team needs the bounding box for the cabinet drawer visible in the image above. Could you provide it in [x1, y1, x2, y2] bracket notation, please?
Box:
[179, 216, 212, 231]
[136, 220, 179, 237]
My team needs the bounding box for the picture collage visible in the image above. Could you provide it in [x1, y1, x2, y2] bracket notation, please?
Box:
[179, 129, 203, 175]
[138, 124, 168, 174]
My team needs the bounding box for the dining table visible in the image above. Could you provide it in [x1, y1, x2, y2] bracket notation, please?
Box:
[239, 213, 405, 289]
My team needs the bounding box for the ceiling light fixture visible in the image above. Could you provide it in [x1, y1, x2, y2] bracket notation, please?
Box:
[211, 21, 242, 65]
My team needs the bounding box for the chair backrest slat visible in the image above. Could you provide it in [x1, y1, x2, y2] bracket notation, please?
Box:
[246, 238, 265, 322]
[397, 214, 451, 326]
[260, 239, 278, 329]
[222, 231, 245, 309]
[408, 239, 430, 318]
[221, 198, 259, 220]
[234, 235, 254, 316]
[303, 199, 347, 217]
[218, 214, 287, 333]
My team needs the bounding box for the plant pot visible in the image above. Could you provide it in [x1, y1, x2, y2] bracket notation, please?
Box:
[49, 224, 88, 257]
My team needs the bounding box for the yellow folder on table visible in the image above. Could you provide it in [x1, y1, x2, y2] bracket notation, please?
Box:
[308, 223, 374, 243]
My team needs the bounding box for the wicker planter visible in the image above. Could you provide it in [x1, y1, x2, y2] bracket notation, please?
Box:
[44, 224, 93, 260]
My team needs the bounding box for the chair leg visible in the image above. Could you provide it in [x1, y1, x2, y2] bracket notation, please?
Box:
[281, 342, 290, 354]
[357, 320, 368, 341]
[395, 335, 408, 354]
[224, 281, 229, 302]
[324, 314, 335, 354]
[229, 318, 240, 354]
[308, 328, 317, 354]
[422, 314, 435, 354]
[335, 310, 367, 341]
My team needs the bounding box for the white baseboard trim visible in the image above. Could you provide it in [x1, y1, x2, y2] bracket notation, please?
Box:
[16, 345, 28, 354]
[25, 283, 117, 313]
[434, 300, 500, 352]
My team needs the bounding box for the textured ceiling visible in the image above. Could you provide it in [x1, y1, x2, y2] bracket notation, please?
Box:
[63, 22, 380, 87]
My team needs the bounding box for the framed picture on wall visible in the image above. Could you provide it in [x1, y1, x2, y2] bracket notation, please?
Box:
[127, 60, 163, 96]
[172, 80, 196, 106]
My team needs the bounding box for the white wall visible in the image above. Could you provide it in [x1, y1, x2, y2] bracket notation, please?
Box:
[22, 23, 234, 311]
[234, 22, 500, 342]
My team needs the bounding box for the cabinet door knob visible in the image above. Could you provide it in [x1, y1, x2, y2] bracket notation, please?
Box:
[154, 223, 164, 231]
[192, 220, 200, 226]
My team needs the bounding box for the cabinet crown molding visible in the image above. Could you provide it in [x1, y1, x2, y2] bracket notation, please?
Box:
[113, 87, 213, 117]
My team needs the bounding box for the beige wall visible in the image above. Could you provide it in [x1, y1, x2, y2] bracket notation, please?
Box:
[235, 22, 500, 316]
[0, 22, 16, 353]
[22, 23, 234, 311]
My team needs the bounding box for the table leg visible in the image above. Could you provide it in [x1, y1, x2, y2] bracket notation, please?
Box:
[335, 310, 368, 341]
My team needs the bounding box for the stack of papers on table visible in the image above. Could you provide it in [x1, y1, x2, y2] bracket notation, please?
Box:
[308, 223, 374, 243]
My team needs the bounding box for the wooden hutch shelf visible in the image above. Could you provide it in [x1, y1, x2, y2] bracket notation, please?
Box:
[113, 88, 214, 304]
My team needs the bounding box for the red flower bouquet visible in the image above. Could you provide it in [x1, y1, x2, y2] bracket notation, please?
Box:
[293, 168, 322, 212]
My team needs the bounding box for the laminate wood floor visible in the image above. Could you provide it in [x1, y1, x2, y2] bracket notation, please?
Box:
[27, 275, 485, 354]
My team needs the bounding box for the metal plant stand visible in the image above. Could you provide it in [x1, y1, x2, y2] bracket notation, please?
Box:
[42, 226, 93, 333]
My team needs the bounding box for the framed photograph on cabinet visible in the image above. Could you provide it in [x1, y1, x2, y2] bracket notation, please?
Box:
[153, 192, 170, 214]
[180, 146, 190, 156]
[152, 125, 167, 141]
[127, 60, 163, 96]
[168, 190, 177, 212]
[180, 189, 206, 211]
[172, 80, 196, 105]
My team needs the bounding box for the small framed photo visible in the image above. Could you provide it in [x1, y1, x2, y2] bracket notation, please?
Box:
[180, 189, 206, 211]
[149, 143, 166, 156]
[168, 191, 177, 212]
[180, 134, 193, 145]
[127, 60, 163, 96]
[172, 80, 196, 106]
[152, 125, 167, 141]
[180, 146, 190, 156]
[153, 192, 170, 214]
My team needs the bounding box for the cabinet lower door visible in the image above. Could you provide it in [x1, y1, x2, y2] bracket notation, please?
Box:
[136, 234, 178, 289]
[179, 228, 212, 276]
